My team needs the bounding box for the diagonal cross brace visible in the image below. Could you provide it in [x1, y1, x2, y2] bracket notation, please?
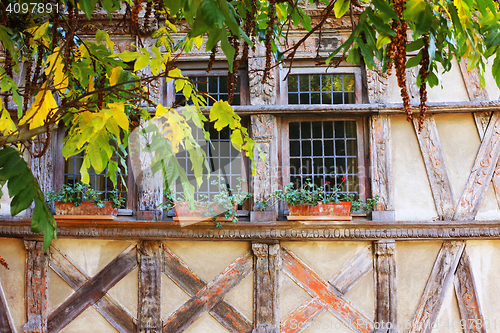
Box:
[163, 249, 253, 333]
[281, 248, 373, 333]
[48, 246, 137, 333]
[47, 245, 138, 333]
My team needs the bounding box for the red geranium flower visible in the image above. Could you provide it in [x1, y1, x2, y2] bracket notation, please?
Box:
[325, 181, 331, 185]
[342, 176, 348, 182]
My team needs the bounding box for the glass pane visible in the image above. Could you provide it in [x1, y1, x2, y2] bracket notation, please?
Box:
[289, 93, 298, 104]
[346, 140, 357, 156]
[345, 121, 357, 138]
[300, 93, 310, 104]
[325, 158, 334, 173]
[347, 158, 358, 173]
[344, 74, 355, 91]
[208, 77, 218, 94]
[302, 141, 311, 156]
[311, 93, 320, 104]
[336, 158, 346, 174]
[219, 76, 228, 93]
[322, 92, 332, 104]
[232, 94, 241, 105]
[323, 121, 333, 138]
[313, 158, 323, 174]
[332, 92, 343, 104]
[312, 122, 322, 138]
[288, 75, 298, 92]
[324, 140, 334, 156]
[290, 158, 301, 174]
[321, 75, 332, 91]
[301, 122, 311, 139]
[302, 158, 312, 174]
[335, 140, 346, 155]
[290, 141, 300, 156]
[290, 122, 300, 139]
[334, 121, 345, 138]
[332, 75, 342, 91]
[299, 75, 309, 91]
[313, 140, 323, 156]
[310, 75, 320, 91]
[345, 92, 355, 104]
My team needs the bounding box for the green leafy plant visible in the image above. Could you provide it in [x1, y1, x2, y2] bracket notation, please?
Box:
[45, 182, 124, 209]
[172, 176, 252, 226]
[273, 178, 379, 213]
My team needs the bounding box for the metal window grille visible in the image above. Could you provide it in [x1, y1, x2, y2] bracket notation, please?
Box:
[288, 74, 355, 105]
[64, 153, 127, 207]
[289, 120, 359, 197]
[174, 125, 244, 203]
[175, 76, 241, 106]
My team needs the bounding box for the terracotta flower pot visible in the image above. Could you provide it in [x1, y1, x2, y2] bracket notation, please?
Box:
[287, 201, 351, 221]
[174, 202, 238, 221]
[54, 201, 118, 217]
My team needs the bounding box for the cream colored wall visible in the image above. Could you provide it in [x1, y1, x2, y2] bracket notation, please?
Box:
[0, 238, 25, 333]
[391, 116, 438, 220]
[484, 60, 500, 100]
[387, 59, 470, 103]
[391, 113, 500, 221]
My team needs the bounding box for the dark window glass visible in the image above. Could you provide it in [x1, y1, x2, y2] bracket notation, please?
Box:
[175, 76, 241, 106]
[287, 74, 355, 105]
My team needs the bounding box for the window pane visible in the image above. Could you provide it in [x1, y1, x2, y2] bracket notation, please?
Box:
[288, 75, 298, 92]
[290, 122, 300, 139]
[288, 74, 356, 105]
[332, 75, 342, 91]
[344, 74, 355, 91]
[310, 75, 320, 91]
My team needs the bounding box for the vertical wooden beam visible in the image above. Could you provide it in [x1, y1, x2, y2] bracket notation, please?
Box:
[0, 281, 16, 333]
[22, 240, 48, 333]
[370, 115, 394, 213]
[137, 241, 162, 333]
[252, 243, 280, 333]
[413, 116, 456, 220]
[250, 115, 279, 222]
[454, 248, 486, 333]
[473, 112, 500, 208]
[409, 241, 465, 333]
[374, 240, 397, 333]
[454, 112, 500, 220]
[459, 59, 489, 101]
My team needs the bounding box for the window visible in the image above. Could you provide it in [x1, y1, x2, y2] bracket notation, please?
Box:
[288, 73, 356, 105]
[175, 76, 241, 106]
[288, 120, 359, 197]
[64, 151, 129, 208]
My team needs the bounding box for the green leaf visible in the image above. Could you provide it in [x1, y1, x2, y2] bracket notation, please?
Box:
[31, 197, 57, 251]
[334, 0, 350, 18]
[366, 8, 396, 37]
[220, 34, 235, 73]
[407, 38, 425, 52]
[79, 0, 98, 19]
[492, 51, 500, 88]
[134, 53, 151, 72]
[406, 52, 422, 68]
[33, 22, 49, 40]
[372, 0, 399, 21]
[111, 51, 140, 62]
[201, 0, 225, 29]
[10, 184, 36, 216]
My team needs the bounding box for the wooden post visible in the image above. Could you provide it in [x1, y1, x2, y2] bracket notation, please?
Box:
[250, 115, 279, 222]
[252, 243, 280, 333]
[459, 59, 489, 101]
[23, 240, 48, 333]
[137, 241, 162, 333]
[374, 240, 397, 333]
[370, 115, 395, 220]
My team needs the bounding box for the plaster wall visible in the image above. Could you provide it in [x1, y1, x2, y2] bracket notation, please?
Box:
[484, 60, 500, 100]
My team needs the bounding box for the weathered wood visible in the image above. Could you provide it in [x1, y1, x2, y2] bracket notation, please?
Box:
[162, 247, 252, 333]
[163, 253, 253, 333]
[281, 247, 373, 333]
[0, 281, 15, 333]
[459, 59, 489, 101]
[454, 248, 486, 333]
[413, 116, 456, 220]
[252, 243, 280, 333]
[23, 240, 48, 333]
[370, 115, 394, 211]
[47, 245, 137, 333]
[137, 241, 162, 333]
[374, 240, 397, 333]
[409, 241, 465, 333]
[329, 246, 373, 294]
[473, 112, 500, 208]
[280, 298, 326, 333]
[454, 112, 500, 220]
[48, 246, 137, 333]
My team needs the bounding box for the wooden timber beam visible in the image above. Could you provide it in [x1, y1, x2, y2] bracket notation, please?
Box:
[47, 245, 137, 333]
[252, 243, 280, 333]
[0, 282, 15, 333]
[374, 240, 397, 333]
[22, 240, 48, 333]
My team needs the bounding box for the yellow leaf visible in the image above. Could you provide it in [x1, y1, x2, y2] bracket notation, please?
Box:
[45, 48, 68, 92]
[109, 67, 123, 86]
[165, 20, 177, 33]
[134, 54, 150, 72]
[156, 104, 169, 117]
[194, 35, 203, 49]
[167, 68, 182, 82]
[105, 102, 129, 131]
[0, 103, 16, 135]
[33, 22, 49, 40]
[21, 84, 58, 130]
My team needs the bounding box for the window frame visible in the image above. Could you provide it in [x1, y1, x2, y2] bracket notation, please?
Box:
[279, 115, 369, 214]
[278, 66, 363, 105]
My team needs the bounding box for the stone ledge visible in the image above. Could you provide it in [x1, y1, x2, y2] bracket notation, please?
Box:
[2, 219, 500, 241]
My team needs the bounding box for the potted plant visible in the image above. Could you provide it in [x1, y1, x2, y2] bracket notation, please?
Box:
[170, 177, 251, 226]
[45, 182, 125, 219]
[273, 178, 378, 221]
